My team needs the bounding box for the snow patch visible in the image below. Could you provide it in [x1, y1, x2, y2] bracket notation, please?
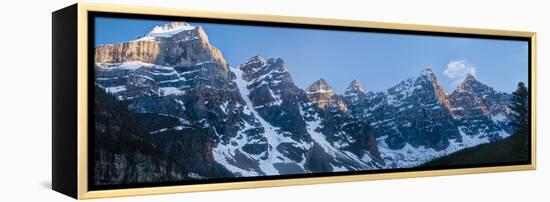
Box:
[160, 87, 184, 96]
[105, 86, 126, 94]
[491, 113, 507, 123]
[147, 22, 196, 38]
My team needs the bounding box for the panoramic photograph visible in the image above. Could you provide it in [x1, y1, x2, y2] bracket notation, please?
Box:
[92, 17, 530, 186]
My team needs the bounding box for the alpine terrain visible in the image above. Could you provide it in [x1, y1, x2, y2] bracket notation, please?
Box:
[93, 22, 518, 184]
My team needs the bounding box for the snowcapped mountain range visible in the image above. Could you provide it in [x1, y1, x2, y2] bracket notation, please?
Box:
[93, 22, 514, 183]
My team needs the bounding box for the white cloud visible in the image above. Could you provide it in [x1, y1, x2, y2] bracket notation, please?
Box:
[443, 60, 476, 88]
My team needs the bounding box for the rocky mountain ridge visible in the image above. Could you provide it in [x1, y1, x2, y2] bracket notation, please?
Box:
[93, 21, 515, 183]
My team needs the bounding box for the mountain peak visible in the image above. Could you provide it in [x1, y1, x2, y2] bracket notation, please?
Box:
[314, 78, 330, 87]
[409, 68, 452, 109]
[345, 79, 366, 94]
[416, 68, 438, 82]
[465, 73, 477, 81]
[306, 79, 334, 95]
[421, 68, 435, 75]
[416, 68, 440, 83]
[245, 55, 286, 66]
[458, 73, 480, 88]
[239, 55, 286, 73]
[245, 55, 268, 65]
[306, 79, 344, 110]
[344, 80, 366, 103]
[238, 55, 289, 83]
[147, 22, 196, 38]
[455, 73, 494, 94]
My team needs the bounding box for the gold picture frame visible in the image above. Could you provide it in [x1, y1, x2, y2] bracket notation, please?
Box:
[52, 3, 536, 199]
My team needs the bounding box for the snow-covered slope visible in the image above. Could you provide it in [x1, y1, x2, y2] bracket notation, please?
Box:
[212, 67, 311, 176]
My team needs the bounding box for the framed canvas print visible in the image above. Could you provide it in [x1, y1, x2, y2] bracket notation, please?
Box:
[52, 3, 536, 199]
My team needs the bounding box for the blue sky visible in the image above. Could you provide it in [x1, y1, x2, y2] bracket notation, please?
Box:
[95, 17, 528, 93]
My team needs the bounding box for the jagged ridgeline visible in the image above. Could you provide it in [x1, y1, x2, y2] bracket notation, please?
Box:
[94, 22, 515, 184]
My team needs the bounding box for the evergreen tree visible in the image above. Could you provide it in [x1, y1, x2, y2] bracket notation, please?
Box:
[509, 82, 529, 134]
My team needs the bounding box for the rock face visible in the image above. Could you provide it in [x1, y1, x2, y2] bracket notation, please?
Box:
[94, 22, 249, 182]
[95, 22, 385, 179]
[346, 69, 461, 151]
[301, 78, 382, 170]
[224, 55, 382, 175]
[93, 86, 232, 185]
[95, 23, 227, 69]
[94, 85, 176, 185]
[94, 21, 516, 182]
[237, 55, 308, 142]
[344, 80, 368, 117]
[343, 70, 513, 167]
[95, 40, 161, 65]
[306, 79, 348, 112]
[449, 74, 512, 141]
[344, 80, 367, 102]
